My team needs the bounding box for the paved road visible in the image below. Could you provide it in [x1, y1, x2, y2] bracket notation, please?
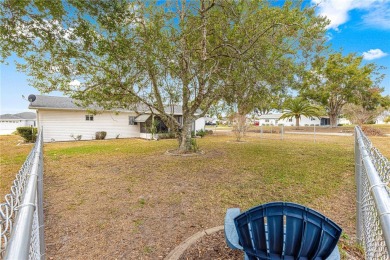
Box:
[213, 129, 354, 137]
[285, 131, 353, 136]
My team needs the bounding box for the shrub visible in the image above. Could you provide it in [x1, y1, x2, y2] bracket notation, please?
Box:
[16, 127, 37, 143]
[158, 132, 176, 139]
[205, 130, 213, 135]
[196, 129, 206, 138]
[95, 131, 107, 140]
[361, 126, 383, 136]
[70, 134, 82, 141]
[191, 138, 199, 152]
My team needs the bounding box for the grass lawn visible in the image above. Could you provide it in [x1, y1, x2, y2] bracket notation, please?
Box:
[2, 130, 389, 258]
[42, 133, 358, 259]
[0, 135, 34, 198]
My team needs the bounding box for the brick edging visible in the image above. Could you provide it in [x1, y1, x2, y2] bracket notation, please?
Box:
[164, 225, 224, 260]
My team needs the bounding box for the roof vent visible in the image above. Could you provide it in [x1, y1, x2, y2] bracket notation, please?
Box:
[28, 94, 36, 102]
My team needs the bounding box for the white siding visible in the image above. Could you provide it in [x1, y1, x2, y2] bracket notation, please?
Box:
[38, 110, 140, 142]
[194, 117, 205, 132]
[0, 120, 36, 135]
[258, 115, 322, 126]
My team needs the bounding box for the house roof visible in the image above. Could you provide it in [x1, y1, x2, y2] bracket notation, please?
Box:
[134, 114, 151, 122]
[28, 95, 195, 116]
[29, 95, 100, 111]
[14, 112, 37, 119]
[0, 112, 36, 120]
[259, 114, 283, 119]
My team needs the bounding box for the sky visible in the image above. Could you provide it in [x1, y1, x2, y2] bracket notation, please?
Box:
[1, 0, 390, 114]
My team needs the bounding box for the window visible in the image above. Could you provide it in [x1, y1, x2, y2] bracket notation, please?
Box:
[311, 117, 316, 121]
[176, 116, 182, 125]
[85, 115, 94, 121]
[288, 119, 292, 122]
[129, 116, 137, 125]
[265, 119, 269, 122]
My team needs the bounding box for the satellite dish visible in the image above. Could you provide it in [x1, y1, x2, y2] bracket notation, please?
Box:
[28, 94, 36, 102]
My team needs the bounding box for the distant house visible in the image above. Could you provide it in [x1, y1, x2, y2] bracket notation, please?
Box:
[257, 113, 331, 126]
[28, 95, 205, 142]
[0, 112, 36, 135]
[376, 110, 390, 124]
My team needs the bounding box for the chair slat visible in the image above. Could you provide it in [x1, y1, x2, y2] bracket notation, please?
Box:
[226, 202, 342, 260]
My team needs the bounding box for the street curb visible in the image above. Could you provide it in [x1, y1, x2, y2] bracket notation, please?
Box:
[164, 225, 224, 260]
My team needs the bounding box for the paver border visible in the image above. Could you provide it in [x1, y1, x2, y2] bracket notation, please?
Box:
[164, 225, 224, 260]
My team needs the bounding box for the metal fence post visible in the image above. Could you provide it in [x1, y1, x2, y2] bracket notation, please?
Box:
[280, 125, 284, 140]
[260, 124, 263, 139]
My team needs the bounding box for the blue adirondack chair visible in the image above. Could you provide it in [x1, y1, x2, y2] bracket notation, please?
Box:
[224, 202, 342, 260]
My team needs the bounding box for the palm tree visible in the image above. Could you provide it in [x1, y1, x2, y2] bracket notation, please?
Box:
[280, 98, 322, 128]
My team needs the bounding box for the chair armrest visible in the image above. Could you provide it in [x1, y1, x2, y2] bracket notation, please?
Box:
[325, 245, 340, 260]
[224, 208, 243, 250]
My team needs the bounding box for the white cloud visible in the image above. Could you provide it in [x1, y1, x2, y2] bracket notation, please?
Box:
[362, 6, 390, 29]
[362, 49, 388, 60]
[312, 0, 390, 30]
[69, 79, 81, 88]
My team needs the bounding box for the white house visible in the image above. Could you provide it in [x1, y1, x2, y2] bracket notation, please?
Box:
[257, 113, 331, 126]
[376, 110, 390, 124]
[29, 95, 205, 142]
[0, 112, 36, 135]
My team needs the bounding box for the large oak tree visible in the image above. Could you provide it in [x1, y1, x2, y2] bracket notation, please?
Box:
[301, 52, 385, 127]
[1, 0, 328, 151]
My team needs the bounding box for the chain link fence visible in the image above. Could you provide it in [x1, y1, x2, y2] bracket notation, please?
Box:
[355, 126, 390, 259]
[0, 130, 45, 259]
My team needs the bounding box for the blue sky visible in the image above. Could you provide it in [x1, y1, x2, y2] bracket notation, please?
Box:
[1, 0, 389, 114]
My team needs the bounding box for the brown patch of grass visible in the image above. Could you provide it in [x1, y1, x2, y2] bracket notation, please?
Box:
[35, 134, 360, 259]
[0, 134, 33, 198]
[369, 136, 390, 159]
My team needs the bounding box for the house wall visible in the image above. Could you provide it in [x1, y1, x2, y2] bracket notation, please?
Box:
[376, 111, 390, 124]
[194, 117, 205, 132]
[37, 109, 140, 142]
[258, 116, 354, 126]
[258, 115, 322, 126]
[0, 120, 36, 135]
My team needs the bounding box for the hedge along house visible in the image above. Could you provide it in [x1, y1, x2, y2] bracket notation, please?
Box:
[28, 95, 205, 142]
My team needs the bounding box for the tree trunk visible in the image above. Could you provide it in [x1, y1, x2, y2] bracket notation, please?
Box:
[178, 118, 193, 152]
[329, 113, 338, 127]
[233, 113, 247, 142]
[295, 116, 300, 128]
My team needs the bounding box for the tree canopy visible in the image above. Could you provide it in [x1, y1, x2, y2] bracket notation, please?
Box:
[1, 0, 329, 151]
[300, 52, 386, 127]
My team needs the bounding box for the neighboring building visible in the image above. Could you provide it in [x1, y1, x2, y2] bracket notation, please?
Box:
[28, 95, 205, 142]
[0, 112, 36, 135]
[204, 116, 218, 125]
[376, 110, 390, 124]
[257, 113, 331, 126]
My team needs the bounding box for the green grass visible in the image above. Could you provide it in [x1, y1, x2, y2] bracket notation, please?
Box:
[0, 135, 33, 197]
[2, 132, 385, 258]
